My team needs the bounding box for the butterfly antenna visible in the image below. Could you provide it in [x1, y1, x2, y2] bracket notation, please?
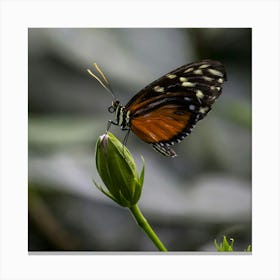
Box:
[87, 63, 116, 100]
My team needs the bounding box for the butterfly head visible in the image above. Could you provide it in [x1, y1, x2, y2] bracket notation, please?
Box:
[108, 100, 121, 113]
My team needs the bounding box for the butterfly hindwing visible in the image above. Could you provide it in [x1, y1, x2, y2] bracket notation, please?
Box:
[130, 102, 193, 142]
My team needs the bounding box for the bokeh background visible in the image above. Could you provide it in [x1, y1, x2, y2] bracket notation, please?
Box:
[28, 28, 251, 251]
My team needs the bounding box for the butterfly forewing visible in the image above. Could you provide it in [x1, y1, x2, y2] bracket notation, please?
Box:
[125, 60, 227, 156]
[126, 60, 226, 112]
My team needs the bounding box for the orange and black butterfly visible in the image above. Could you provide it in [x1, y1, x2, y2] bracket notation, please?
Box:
[88, 60, 227, 157]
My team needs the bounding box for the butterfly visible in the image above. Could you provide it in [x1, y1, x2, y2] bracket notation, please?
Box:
[87, 60, 227, 157]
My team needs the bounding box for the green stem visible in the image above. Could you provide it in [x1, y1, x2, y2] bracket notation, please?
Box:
[129, 204, 168, 252]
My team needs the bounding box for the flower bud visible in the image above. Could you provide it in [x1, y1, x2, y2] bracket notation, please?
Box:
[94, 132, 145, 207]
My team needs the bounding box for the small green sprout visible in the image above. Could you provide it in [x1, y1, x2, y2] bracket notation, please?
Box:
[214, 236, 234, 252]
[214, 236, 251, 252]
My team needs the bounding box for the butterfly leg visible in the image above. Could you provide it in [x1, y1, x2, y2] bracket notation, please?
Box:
[117, 128, 130, 155]
[122, 128, 131, 146]
[106, 120, 118, 133]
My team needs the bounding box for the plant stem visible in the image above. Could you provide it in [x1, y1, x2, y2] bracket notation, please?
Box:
[129, 204, 168, 252]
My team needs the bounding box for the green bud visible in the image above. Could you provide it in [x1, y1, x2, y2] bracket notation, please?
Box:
[94, 132, 145, 207]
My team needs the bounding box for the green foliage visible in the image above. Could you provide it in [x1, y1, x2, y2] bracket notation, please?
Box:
[214, 236, 251, 252]
[244, 244, 251, 252]
[214, 236, 234, 252]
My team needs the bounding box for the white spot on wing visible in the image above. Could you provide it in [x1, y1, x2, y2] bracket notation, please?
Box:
[199, 107, 209, 114]
[184, 67, 194, 73]
[196, 90, 204, 99]
[166, 74, 176, 79]
[182, 81, 195, 87]
[199, 64, 210, 69]
[208, 69, 223, 77]
[203, 76, 213, 82]
[189, 104, 195, 111]
[194, 69, 203, 75]
[154, 85, 165, 93]
[179, 77, 188, 82]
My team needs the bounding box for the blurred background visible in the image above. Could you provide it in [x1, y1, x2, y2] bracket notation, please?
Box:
[28, 28, 251, 252]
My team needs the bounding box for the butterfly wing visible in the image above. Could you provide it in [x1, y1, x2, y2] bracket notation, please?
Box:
[125, 60, 226, 110]
[125, 60, 227, 157]
[130, 100, 195, 157]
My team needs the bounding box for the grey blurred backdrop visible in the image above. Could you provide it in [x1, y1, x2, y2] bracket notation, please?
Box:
[28, 28, 251, 251]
